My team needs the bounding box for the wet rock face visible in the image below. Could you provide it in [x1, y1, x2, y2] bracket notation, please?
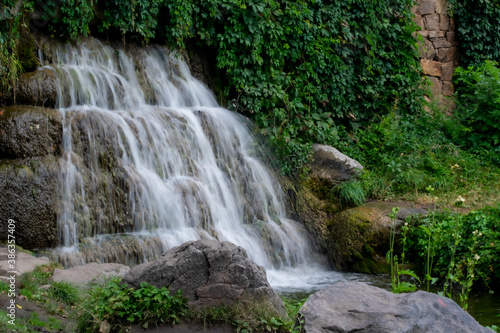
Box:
[0, 106, 62, 250]
[0, 106, 62, 159]
[16, 68, 57, 108]
[0, 156, 59, 249]
[299, 282, 493, 333]
[122, 240, 286, 315]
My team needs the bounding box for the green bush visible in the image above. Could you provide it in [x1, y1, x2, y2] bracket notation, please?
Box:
[407, 205, 500, 290]
[449, 0, 500, 66]
[340, 107, 500, 204]
[49, 281, 79, 306]
[453, 61, 500, 164]
[77, 278, 187, 332]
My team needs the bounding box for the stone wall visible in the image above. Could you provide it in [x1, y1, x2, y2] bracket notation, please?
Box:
[414, 0, 457, 98]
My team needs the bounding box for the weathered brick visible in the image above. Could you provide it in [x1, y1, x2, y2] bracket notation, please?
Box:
[413, 15, 425, 28]
[420, 59, 442, 77]
[440, 15, 450, 30]
[427, 76, 442, 97]
[419, 39, 437, 60]
[442, 81, 455, 96]
[429, 31, 445, 38]
[441, 61, 455, 81]
[446, 31, 456, 42]
[449, 18, 456, 30]
[435, 0, 449, 14]
[432, 38, 453, 49]
[424, 14, 440, 30]
[419, 1, 435, 15]
[437, 47, 457, 62]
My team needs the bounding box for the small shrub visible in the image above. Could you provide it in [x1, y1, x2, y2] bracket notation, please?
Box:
[453, 61, 500, 164]
[77, 278, 187, 332]
[407, 205, 500, 291]
[49, 281, 79, 306]
[332, 180, 366, 208]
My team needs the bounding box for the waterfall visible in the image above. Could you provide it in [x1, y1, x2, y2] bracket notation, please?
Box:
[41, 38, 316, 275]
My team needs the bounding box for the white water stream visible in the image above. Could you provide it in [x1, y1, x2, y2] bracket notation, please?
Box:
[39, 38, 363, 291]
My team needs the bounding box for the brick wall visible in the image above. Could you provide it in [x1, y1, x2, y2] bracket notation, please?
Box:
[414, 0, 457, 98]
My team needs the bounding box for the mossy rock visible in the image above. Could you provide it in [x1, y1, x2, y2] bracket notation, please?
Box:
[326, 201, 426, 274]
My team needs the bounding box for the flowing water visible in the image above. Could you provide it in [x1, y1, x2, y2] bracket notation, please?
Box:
[38, 38, 333, 287]
[35, 38, 499, 327]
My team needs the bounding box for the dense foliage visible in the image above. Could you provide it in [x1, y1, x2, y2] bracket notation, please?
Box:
[449, 0, 500, 66]
[407, 205, 500, 291]
[453, 61, 500, 164]
[0, 0, 33, 103]
[2, 0, 425, 173]
[341, 107, 500, 205]
[159, 0, 425, 173]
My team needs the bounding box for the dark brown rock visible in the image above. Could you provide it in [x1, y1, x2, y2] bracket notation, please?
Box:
[441, 61, 455, 81]
[0, 156, 59, 249]
[16, 68, 57, 108]
[435, 0, 449, 14]
[424, 14, 440, 30]
[420, 59, 442, 76]
[437, 47, 457, 62]
[432, 38, 453, 49]
[419, 1, 435, 15]
[418, 39, 436, 60]
[442, 81, 455, 96]
[439, 14, 450, 30]
[427, 76, 442, 97]
[0, 106, 62, 159]
[299, 282, 493, 333]
[122, 240, 286, 315]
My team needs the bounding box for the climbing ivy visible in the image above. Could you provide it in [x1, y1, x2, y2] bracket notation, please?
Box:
[0, 0, 34, 103]
[449, 0, 500, 66]
[4, 0, 425, 174]
[160, 0, 424, 173]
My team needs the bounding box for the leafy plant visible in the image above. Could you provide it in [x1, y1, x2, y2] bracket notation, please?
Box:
[449, 0, 500, 66]
[453, 60, 500, 164]
[408, 205, 500, 292]
[387, 207, 420, 293]
[77, 277, 187, 332]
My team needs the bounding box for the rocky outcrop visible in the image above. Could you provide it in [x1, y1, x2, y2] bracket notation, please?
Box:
[0, 156, 60, 249]
[0, 106, 62, 159]
[16, 68, 58, 108]
[309, 144, 363, 185]
[0, 106, 62, 250]
[298, 282, 493, 333]
[122, 240, 286, 315]
[327, 201, 427, 273]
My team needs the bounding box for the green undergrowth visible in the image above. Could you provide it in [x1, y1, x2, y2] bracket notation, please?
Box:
[339, 100, 500, 209]
[405, 205, 500, 293]
[77, 277, 187, 332]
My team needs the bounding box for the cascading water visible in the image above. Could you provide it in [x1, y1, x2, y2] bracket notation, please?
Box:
[40, 38, 370, 291]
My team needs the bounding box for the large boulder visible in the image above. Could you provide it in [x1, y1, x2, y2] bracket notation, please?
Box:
[298, 282, 493, 333]
[122, 240, 286, 315]
[0, 106, 62, 159]
[309, 144, 363, 184]
[16, 68, 57, 108]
